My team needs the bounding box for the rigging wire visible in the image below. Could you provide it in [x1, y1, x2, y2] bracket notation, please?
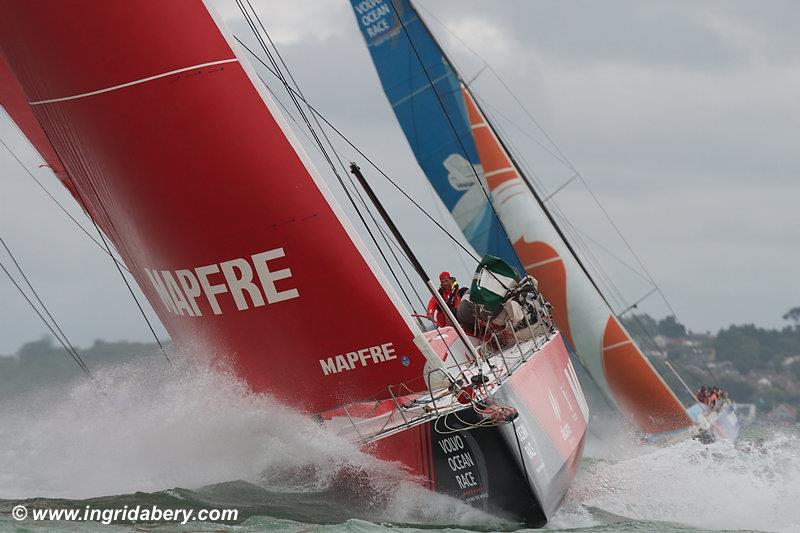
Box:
[550, 210, 654, 286]
[73, 190, 168, 368]
[626, 312, 702, 403]
[235, 0, 425, 314]
[414, 2, 658, 299]
[232, 37, 483, 266]
[0, 235, 88, 370]
[0, 255, 91, 376]
[252, 67, 431, 311]
[84, 208, 172, 367]
[238, 0, 427, 313]
[424, 179, 474, 277]
[0, 133, 132, 275]
[488, 108, 632, 313]
[22, 113, 173, 367]
[2, 101, 170, 370]
[480, 86, 711, 392]
[617, 287, 659, 316]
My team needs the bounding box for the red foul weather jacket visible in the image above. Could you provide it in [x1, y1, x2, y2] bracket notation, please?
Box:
[426, 282, 462, 328]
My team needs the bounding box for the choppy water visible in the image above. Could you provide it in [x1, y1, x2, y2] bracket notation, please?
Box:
[1, 352, 798, 532]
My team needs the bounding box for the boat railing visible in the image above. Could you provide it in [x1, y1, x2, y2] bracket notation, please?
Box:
[330, 291, 558, 444]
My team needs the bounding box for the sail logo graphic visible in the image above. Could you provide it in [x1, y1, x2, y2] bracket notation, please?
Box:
[319, 342, 397, 375]
[444, 154, 483, 191]
[144, 247, 298, 317]
[354, 0, 396, 44]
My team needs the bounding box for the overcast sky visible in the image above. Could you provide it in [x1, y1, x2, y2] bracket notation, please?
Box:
[1, 1, 798, 355]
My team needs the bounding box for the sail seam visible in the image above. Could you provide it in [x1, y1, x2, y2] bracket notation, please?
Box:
[29, 58, 239, 105]
[524, 257, 561, 269]
[390, 73, 449, 108]
[484, 166, 515, 178]
[602, 339, 634, 351]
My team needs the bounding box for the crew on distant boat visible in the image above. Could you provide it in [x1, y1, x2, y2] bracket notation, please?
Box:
[712, 386, 729, 406]
[696, 386, 710, 406]
[427, 271, 465, 327]
[696, 385, 729, 410]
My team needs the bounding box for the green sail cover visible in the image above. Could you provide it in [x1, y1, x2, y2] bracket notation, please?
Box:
[470, 256, 520, 314]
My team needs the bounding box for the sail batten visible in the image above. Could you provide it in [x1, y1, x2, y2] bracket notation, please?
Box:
[351, 0, 692, 433]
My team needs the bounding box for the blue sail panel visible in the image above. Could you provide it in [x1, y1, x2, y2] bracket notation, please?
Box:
[351, 0, 521, 272]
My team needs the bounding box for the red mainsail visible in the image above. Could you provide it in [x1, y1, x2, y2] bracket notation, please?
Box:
[0, 1, 440, 413]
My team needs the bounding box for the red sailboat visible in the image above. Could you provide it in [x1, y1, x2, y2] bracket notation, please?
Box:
[0, 2, 587, 526]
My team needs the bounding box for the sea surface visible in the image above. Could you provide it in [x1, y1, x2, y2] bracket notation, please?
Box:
[1, 352, 798, 532]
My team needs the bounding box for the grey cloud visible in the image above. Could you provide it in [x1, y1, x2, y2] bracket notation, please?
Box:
[426, 0, 800, 70]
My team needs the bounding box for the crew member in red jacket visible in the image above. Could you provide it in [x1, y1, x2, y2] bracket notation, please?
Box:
[427, 271, 462, 327]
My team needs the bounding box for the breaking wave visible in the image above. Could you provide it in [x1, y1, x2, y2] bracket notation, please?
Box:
[0, 350, 503, 528]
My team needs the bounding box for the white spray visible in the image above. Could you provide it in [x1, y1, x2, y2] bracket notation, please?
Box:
[0, 350, 503, 527]
[553, 427, 800, 532]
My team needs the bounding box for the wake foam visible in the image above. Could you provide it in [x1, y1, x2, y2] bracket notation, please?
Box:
[553, 429, 800, 532]
[0, 351, 503, 528]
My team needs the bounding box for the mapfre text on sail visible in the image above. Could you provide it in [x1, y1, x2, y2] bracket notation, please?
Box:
[143, 247, 299, 316]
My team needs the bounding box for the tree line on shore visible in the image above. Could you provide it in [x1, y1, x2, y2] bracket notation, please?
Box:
[622, 307, 800, 411]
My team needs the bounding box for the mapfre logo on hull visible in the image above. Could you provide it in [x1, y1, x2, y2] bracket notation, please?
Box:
[144, 247, 298, 317]
[319, 342, 397, 376]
